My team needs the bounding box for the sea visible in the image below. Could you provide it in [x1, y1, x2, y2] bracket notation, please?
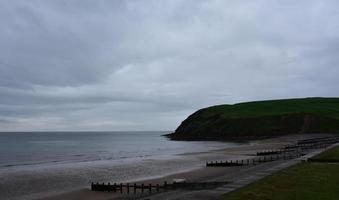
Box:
[0, 131, 236, 168]
[0, 131, 241, 199]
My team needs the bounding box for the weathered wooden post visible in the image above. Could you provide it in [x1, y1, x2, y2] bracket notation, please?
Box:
[127, 183, 130, 194]
[134, 183, 137, 194]
[164, 181, 167, 190]
[141, 184, 144, 193]
[156, 184, 160, 192]
[120, 183, 123, 194]
[113, 183, 116, 192]
[149, 184, 152, 193]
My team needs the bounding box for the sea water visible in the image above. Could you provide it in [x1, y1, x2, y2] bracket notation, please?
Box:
[0, 131, 240, 200]
[0, 131, 234, 168]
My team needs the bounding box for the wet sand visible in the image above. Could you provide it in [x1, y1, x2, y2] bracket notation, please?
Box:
[41, 134, 332, 200]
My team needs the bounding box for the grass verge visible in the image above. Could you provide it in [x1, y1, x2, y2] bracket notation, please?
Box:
[219, 148, 339, 200]
[308, 145, 339, 162]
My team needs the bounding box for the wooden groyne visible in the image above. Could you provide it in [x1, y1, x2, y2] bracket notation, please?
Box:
[284, 142, 335, 150]
[297, 136, 339, 145]
[206, 153, 304, 167]
[91, 181, 228, 194]
[206, 160, 245, 167]
[256, 141, 332, 156]
[91, 182, 165, 193]
[207, 136, 338, 168]
[256, 149, 295, 156]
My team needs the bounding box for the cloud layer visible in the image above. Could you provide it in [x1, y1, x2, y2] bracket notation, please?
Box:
[1, 0, 339, 131]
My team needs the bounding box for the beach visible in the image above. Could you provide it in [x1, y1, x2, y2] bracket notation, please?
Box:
[40, 134, 331, 200]
[0, 132, 238, 200]
[1, 133, 332, 200]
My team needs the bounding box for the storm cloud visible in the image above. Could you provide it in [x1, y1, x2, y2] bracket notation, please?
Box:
[1, 0, 339, 131]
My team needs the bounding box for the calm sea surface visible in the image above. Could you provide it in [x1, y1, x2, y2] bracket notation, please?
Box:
[0, 131, 244, 200]
[0, 131, 234, 168]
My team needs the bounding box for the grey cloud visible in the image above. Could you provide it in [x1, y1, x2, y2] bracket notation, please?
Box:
[0, 0, 339, 131]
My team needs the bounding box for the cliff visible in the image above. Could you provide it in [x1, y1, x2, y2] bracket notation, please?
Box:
[167, 97, 339, 140]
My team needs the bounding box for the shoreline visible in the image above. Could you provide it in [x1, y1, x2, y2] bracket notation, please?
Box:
[0, 139, 238, 200]
[1, 133, 333, 200]
[40, 133, 333, 200]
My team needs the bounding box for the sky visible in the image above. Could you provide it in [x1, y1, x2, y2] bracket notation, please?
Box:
[0, 0, 339, 131]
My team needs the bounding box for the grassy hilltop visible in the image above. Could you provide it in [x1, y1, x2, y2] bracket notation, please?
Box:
[168, 97, 339, 140]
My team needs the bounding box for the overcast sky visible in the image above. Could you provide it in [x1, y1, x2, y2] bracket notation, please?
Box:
[0, 0, 339, 131]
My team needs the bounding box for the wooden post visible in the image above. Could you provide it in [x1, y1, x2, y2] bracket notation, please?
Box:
[114, 183, 116, 192]
[141, 184, 144, 193]
[149, 184, 152, 193]
[127, 183, 129, 194]
[120, 183, 123, 194]
[156, 184, 159, 192]
[134, 183, 136, 194]
[164, 181, 167, 190]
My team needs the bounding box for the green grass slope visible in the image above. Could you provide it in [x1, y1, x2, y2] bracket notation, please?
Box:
[219, 162, 339, 200]
[309, 145, 339, 162]
[218, 146, 339, 200]
[168, 97, 339, 140]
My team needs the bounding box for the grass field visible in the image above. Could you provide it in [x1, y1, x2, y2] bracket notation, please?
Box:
[309, 145, 339, 162]
[219, 146, 339, 200]
[202, 97, 339, 119]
